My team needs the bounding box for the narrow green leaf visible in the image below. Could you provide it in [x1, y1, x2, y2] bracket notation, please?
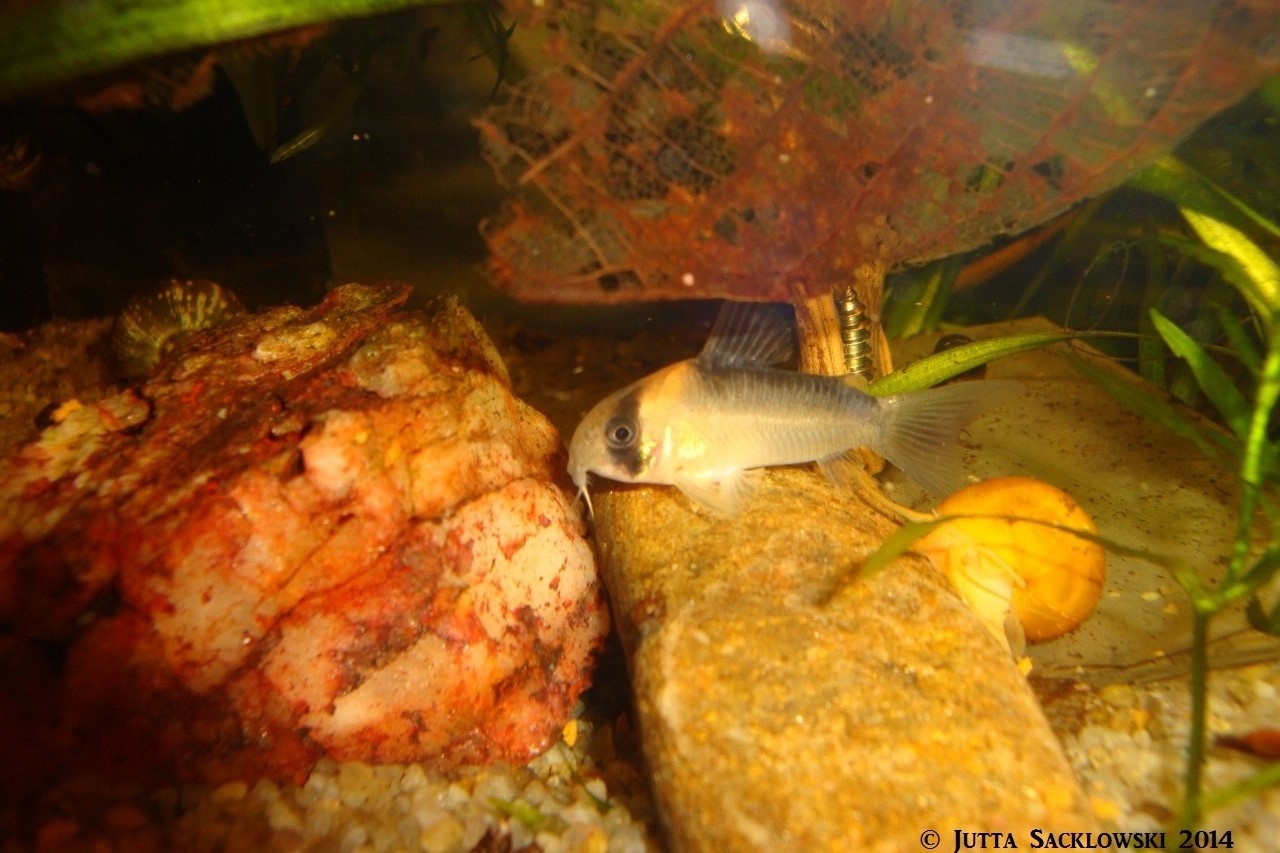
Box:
[1065, 353, 1240, 464]
[1260, 440, 1278, 485]
[868, 332, 1080, 396]
[1230, 548, 1280, 607]
[220, 50, 284, 153]
[1200, 761, 1280, 816]
[863, 511, 1204, 601]
[885, 257, 960, 340]
[987, 513, 1205, 596]
[1215, 308, 1263, 375]
[1132, 156, 1280, 327]
[1149, 310, 1251, 438]
[0, 0, 450, 99]
[1181, 207, 1280, 320]
[860, 520, 946, 576]
[1130, 156, 1280, 242]
[1245, 596, 1280, 635]
[1057, 42, 1138, 122]
[1156, 234, 1275, 329]
[269, 75, 363, 163]
[917, 257, 960, 336]
[465, 5, 518, 101]
[271, 125, 327, 163]
[489, 797, 548, 831]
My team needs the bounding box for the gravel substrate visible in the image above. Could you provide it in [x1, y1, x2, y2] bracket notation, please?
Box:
[1052, 662, 1280, 850]
[6, 709, 655, 852]
[0, 320, 113, 455]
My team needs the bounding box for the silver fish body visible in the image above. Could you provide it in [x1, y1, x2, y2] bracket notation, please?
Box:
[568, 302, 1019, 515]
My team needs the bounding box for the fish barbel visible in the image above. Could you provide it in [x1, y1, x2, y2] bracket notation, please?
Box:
[568, 302, 1020, 516]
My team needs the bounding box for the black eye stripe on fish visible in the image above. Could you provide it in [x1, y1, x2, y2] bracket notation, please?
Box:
[567, 301, 1022, 516]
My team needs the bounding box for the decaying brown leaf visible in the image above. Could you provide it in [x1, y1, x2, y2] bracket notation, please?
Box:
[477, 0, 1280, 303]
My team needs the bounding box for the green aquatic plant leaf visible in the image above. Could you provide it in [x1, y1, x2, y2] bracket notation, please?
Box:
[1180, 207, 1280, 321]
[1065, 353, 1240, 465]
[465, 4, 518, 102]
[1010, 197, 1109, 320]
[1245, 595, 1280, 635]
[1200, 761, 1280, 817]
[859, 519, 942, 576]
[1132, 155, 1280, 329]
[868, 332, 1080, 396]
[862, 512, 1199, 594]
[489, 797, 549, 831]
[1149, 309, 1251, 438]
[269, 75, 364, 163]
[884, 257, 960, 339]
[1216, 308, 1263, 376]
[1130, 156, 1280, 242]
[1137, 240, 1171, 390]
[1218, 546, 1280, 609]
[219, 49, 286, 153]
[0, 0, 451, 99]
[1156, 234, 1276, 332]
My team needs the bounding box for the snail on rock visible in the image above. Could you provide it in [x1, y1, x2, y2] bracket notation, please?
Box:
[111, 279, 245, 378]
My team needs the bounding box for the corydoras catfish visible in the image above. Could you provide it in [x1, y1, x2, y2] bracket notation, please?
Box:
[568, 302, 1020, 516]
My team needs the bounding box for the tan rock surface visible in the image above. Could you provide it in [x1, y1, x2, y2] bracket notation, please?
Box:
[595, 466, 1098, 850]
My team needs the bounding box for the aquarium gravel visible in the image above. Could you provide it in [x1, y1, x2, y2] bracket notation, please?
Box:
[11, 712, 655, 852]
[0, 320, 113, 455]
[1053, 662, 1280, 849]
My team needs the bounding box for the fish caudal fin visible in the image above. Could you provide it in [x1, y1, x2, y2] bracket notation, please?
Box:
[874, 380, 1023, 497]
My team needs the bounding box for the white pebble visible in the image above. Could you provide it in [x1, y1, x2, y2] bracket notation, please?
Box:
[266, 799, 303, 833]
[337, 823, 368, 851]
[583, 778, 607, 803]
[460, 814, 492, 850]
[401, 763, 429, 791]
[419, 815, 465, 853]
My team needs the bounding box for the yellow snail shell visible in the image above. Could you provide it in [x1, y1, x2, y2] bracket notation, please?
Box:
[916, 476, 1106, 655]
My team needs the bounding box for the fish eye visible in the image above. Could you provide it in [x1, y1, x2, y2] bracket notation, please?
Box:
[604, 415, 639, 450]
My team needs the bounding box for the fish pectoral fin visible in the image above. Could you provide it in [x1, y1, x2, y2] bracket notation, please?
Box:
[673, 469, 757, 516]
[697, 301, 795, 369]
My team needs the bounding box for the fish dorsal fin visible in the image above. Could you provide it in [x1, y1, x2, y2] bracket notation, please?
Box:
[697, 301, 794, 369]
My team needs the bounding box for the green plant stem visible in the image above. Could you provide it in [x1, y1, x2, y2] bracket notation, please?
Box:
[1182, 325, 1279, 826]
[1224, 331, 1280, 589]
[1179, 608, 1212, 827]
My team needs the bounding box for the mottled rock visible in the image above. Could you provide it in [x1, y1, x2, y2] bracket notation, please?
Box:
[0, 284, 608, 791]
[595, 466, 1097, 850]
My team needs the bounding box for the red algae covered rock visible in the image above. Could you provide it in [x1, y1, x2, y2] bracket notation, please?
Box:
[0, 284, 607, 792]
